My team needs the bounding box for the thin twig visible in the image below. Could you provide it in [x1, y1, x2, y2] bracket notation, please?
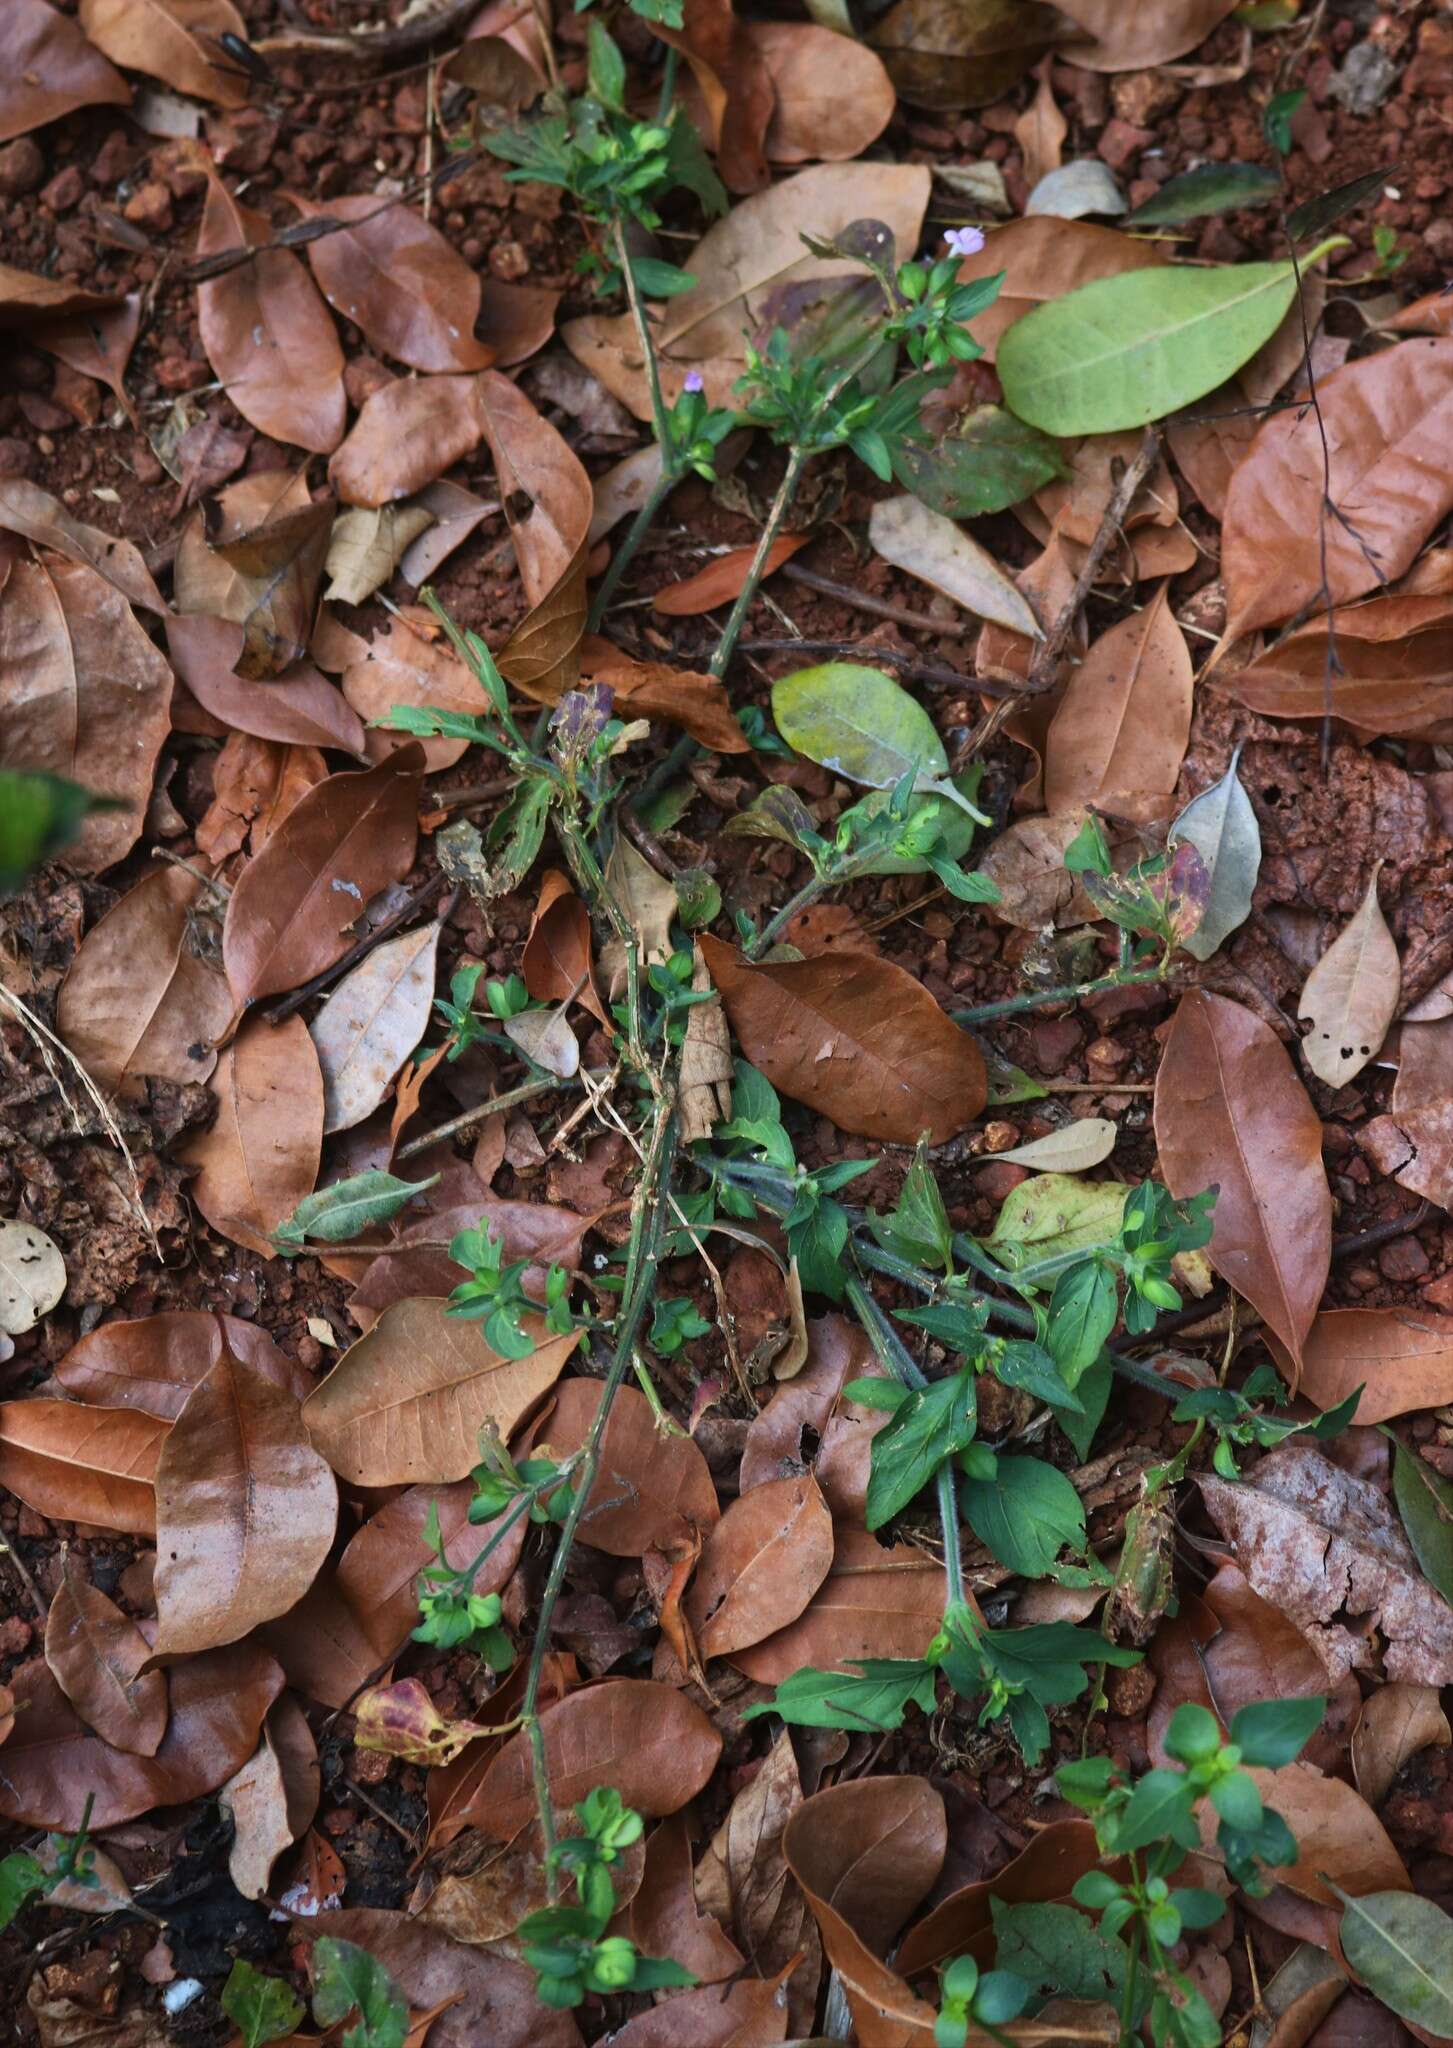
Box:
[265, 871, 452, 1025]
[777, 563, 977, 638]
[395, 1071, 585, 1160]
[184, 152, 481, 281]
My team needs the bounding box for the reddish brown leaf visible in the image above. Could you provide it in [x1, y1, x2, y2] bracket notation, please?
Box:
[1263, 1307, 1453, 1426]
[196, 734, 329, 861]
[652, 534, 807, 616]
[0, 553, 173, 874]
[1351, 1682, 1451, 1809]
[291, 193, 495, 373]
[0, 266, 116, 327]
[1199, 1563, 1329, 1727]
[522, 869, 607, 1023]
[531, 1378, 720, 1556]
[210, 497, 336, 681]
[1223, 339, 1453, 638]
[656, 0, 774, 195]
[466, 1679, 723, 1840]
[1052, 0, 1238, 68]
[278, 1827, 346, 1917]
[577, 636, 750, 752]
[341, 614, 485, 771]
[630, 1813, 744, 1983]
[168, 615, 367, 755]
[1199, 1761, 1408, 1904]
[33, 294, 142, 423]
[56, 864, 233, 1099]
[739, 1313, 891, 1522]
[1043, 582, 1193, 823]
[896, 1818, 1101, 1975]
[222, 749, 422, 1007]
[0, 1400, 166, 1537]
[0, 1640, 284, 1830]
[0, 477, 164, 612]
[694, 1725, 818, 2009]
[196, 176, 346, 453]
[182, 1014, 324, 1257]
[731, 1523, 945, 1683]
[302, 1301, 580, 1486]
[44, 1559, 168, 1756]
[753, 21, 894, 165]
[350, 1193, 600, 1328]
[477, 370, 593, 703]
[425, 1652, 576, 1849]
[329, 375, 485, 508]
[56, 1309, 310, 1420]
[340, 1475, 521, 1662]
[3, 0, 130, 145]
[221, 1693, 319, 1900]
[699, 935, 987, 1145]
[80, 0, 249, 105]
[685, 1471, 833, 1660]
[599, 1975, 792, 2048]
[1154, 990, 1331, 1369]
[1217, 593, 1453, 740]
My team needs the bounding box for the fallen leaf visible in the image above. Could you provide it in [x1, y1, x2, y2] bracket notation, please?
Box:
[1167, 745, 1262, 961]
[465, 1678, 723, 1840]
[196, 175, 346, 453]
[342, 614, 484, 770]
[652, 534, 808, 615]
[978, 811, 1099, 929]
[169, 615, 366, 755]
[278, 1827, 347, 1917]
[1377, 1017, 1453, 1211]
[1222, 339, 1453, 638]
[751, 21, 894, 164]
[477, 369, 592, 702]
[310, 923, 441, 1134]
[1026, 159, 1126, 220]
[896, 1817, 1102, 1974]
[869, 0, 1068, 112]
[696, 1725, 817, 2011]
[291, 193, 495, 372]
[1337, 1890, 1453, 2040]
[44, 1559, 168, 1755]
[562, 162, 930, 416]
[3, 0, 130, 146]
[56, 863, 232, 1099]
[629, 1812, 743, 1983]
[329, 374, 485, 507]
[352, 1193, 599, 1327]
[1197, 1759, 1408, 1904]
[869, 494, 1042, 637]
[0, 554, 172, 873]
[948, 216, 1165, 361]
[198, 735, 329, 859]
[1264, 1308, 1453, 1426]
[656, 0, 773, 193]
[0, 1219, 67, 1336]
[56, 1309, 310, 1419]
[354, 1676, 489, 1766]
[739, 1314, 890, 1521]
[324, 505, 435, 607]
[1199, 1440, 1453, 1688]
[1044, 583, 1192, 821]
[182, 1014, 324, 1256]
[1053, 0, 1239, 68]
[685, 1471, 834, 1660]
[1218, 593, 1453, 739]
[604, 832, 677, 982]
[0, 1640, 284, 1830]
[994, 1119, 1117, 1171]
[0, 477, 164, 612]
[732, 1522, 946, 1683]
[208, 496, 335, 680]
[597, 1975, 791, 2048]
[1014, 62, 1067, 189]
[532, 1378, 719, 1555]
[397, 480, 499, 586]
[222, 748, 422, 1007]
[0, 1400, 167, 1535]
[1297, 864, 1400, 1087]
[34, 294, 143, 422]
[699, 934, 987, 1145]
[80, 0, 249, 105]
[1198, 1562, 1328, 1730]
[221, 1694, 318, 1900]
[1154, 990, 1331, 1369]
[522, 871, 607, 1023]
[302, 1300, 580, 1485]
[1352, 1683, 1451, 1809]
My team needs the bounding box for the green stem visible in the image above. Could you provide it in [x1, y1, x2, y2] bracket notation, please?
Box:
[395, 1071, 577, 1161]
[586, 468, 675, 632]
[1119, 1914, 1143, 2047]
[710, 444, 808, 679]
[952, 966, 1167, 1027]
[744, 871, 829, 959]
[656, 43, 679, 119]
[617, 215, 672, 453]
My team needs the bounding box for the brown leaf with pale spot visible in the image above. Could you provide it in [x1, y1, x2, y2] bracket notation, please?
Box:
[1297, 864, 1400, 1087]
[5, 0, 129, 143]
[45, 1560, 168, 1756]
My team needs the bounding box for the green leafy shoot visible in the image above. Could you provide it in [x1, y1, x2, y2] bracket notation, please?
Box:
[312, 1937, 408, 2048]
[446, 1222, 577, 1357]
[221, 1961, 306, 2048]
[271, 1170, 440, 1254]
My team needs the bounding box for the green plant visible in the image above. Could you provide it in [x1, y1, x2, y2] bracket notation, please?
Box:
[446, 1220, 578, 1358]
[0, 1802, 98, 1932]
[221, 1939, 408, 2048]
[933, 1953, 1031, 2048]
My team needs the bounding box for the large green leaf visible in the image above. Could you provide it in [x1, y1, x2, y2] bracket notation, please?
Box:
[997, 256, 1315, 434]
[772, 663, 975, 816]
[889, 402, 1062, 516]
[865, 1369, 977, 1530]
[960, 1455, 1085, 1576]
[1337, 1889, 1453, 2038]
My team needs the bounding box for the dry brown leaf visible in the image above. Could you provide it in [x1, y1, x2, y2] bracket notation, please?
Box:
[522, 870, 607, 1023]
[740, 1314, 890, 1522]
[896, 1818, 1103, 1976]
[196, 175, 346, 453]
[0, 1400, 166, 1537]
[0, 265, 119, 327]
[532, 1378, 720, 1555]
[5, 0, 130, 143]
[685, 1471, 833, 1660]
[1014, 62, 1067, 189]
[32, 294, 142, 424]
[45, 1559, 168, 1756]
[325, 505, 435, 607]
[56, 864, 232, 1099]
[208, 496, 335, 681]
[598, 1975, 792, 2048]
[309, 922, 440, 1134]
[732, 1522, 946, 1683]
[291, 193, 495, 372]
[302, 1300, 580, 1485]
[80, 0, 249, 105]
[0, 553, 172, 874]
[152, 1349, 336, 1656]
[1375, 1017, 1453, 1210]
[1297, 863, 1400, 1087]
[1351, 1682, 1451, 1809]
[1197, 1758, 1408, 1904]
[651, 534, 808, 616]
[1264, 1307, 1453, 1425]
[0, 477, 164, 612]
[1054, 0, 1239, 69]
[869, 494, 1042, 638]
[1200, 1441, 1453, 1688]
[699, 935, 986, 1145]
[168, 615, 367, 756]
[329, 374, 486, 507]
[680, 942, 734, 1145]
[752, 21, 894, 164]
[221, 1694, 318, 1900]
[695, 1725, 817, 1998]
[1198, 1563, 1328, 1730]
[978, 811, 1098, 928]
[656, 0, 774, 194]
[56, 1308, 311, 1420]
[341, 614, 484, 770]
[1154, 991, 1331, 1370]
[577, 637, 749, 752]
[869, 0, 1068, 114]
[1044, 583, 1192, 822]
[1217, 592, 1453, 738]
[176, 469, 311, 619]
[628, 1813, 744, 1983]
[182, 1014, 323, 1257]
[198, 735, 329, 860]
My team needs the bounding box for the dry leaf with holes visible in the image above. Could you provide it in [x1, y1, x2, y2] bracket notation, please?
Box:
[0, 1220, 66, 1335]
[1297, 863, 1400, 1087]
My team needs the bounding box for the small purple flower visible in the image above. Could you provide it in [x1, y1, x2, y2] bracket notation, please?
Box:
[682, 370, 705, 394]
[944, 225, 986, 258]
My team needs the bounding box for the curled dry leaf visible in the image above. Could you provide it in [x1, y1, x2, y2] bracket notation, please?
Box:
[207, 497, 335, 682]
[732, 1522, 946, 1683]
[302, 1300, 580, 1485]
[222, 748, 422, 1007]
[1297, 864, 1400, 1087]
[467, 1679, 723, 1841]
[1219, 593, 1453, 740]
[0, 554, 172, 873]
[342, 614, 483, 770]
[198, 735, 329, 860]
[398, 480, 499, 586]
[740, 1313, 890, 1522]
[869, 0, 1067, 113]
[196, 175, 346, 454]
[1053, 0, 1239, 69]
[169, 616, 366, 756]
[577, 637, 749, 753]
[80, 0, 249, 106]
[0, 1219, 66, 1336]
[309, 922, 441, 1134]
[4, 0, 130, 145]
[533, 1378, 719, 1555]
[1044, 583, 1193, 822]
[522, 870, 607, 1023]
[152, 1349, 338, 1655]
[629, 1813, 743, 1984]
[291, 193, 495, 373]
[354, 1676, 489, 1766]
[1199, 1441, 1453, 1688]
[1352, 1682, 1451, 1809]
[0, 1399, 166, 1536]
[685, 1471, 834, 1660]
[0, 477, 164, 612]
[695, 1725, 817, 2009]
[221, 1693, 318, 1901]
[56, 864, 232, 1099]
[978, 811, 1099, 929]
[699, 935, 986, 1145]
[0, 1640, 284, 1830]
[45, 1560, 168, 1756]
[1264, 1307, 1453, 1426]
[57, 1308, 310, 1419]
[32, 293, 142, 422]
[324, 505, 435, 607]
[1223, 339, 1453, 639]
[869, 494, 1041, 638]
[182, 1014, 324, 1257]
[1154, 990, 1331, 1369]
[329, 374, 485, 507]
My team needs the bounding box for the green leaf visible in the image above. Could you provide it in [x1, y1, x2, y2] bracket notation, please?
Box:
[1337, 1889, 1453, 2038]
[896, 1297, 991, 1357]
[1210, 1769, 1263, 1832]
[866, 1369, 977, 1530]
[741, 1658, 938, 1733]
[1392, 1441, 1453, 1605]
[997, 256, 1323, 435]
[1124, 162, 1281, 226]
[991, 1339, 1083, 1414]
[787, 1195, 851, 1302]
[873, 1138, 953, 1269]
[1055, 1353, 1111, 1463]
[272, 1171, 440, 1251]
[222, 1961, 306, 2048]
[772, 663, 969, 814]
[889, 403, 1063, 517]
[1167, 743, 1262, 962]
[852, 771, 983, 877]
[986, 1175, 1128, 1263]
[1264, 87, 1306, 154]
[1229, 1696, 1324, 1768]
[1045, 1262, 1116, 1389]
[0, 1851, 46, 1932]
[961, 1455, 1085, 1576]
[0, 770, 122, 896]
[630, 255, 698, 298]
[1285, 167, 1391, 244]
[312, 1937, 408, 2048]
[991, 1900, 1132, 2015]
[1111, 1769, 1200, 1856]
[586, 19, 626, 108]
